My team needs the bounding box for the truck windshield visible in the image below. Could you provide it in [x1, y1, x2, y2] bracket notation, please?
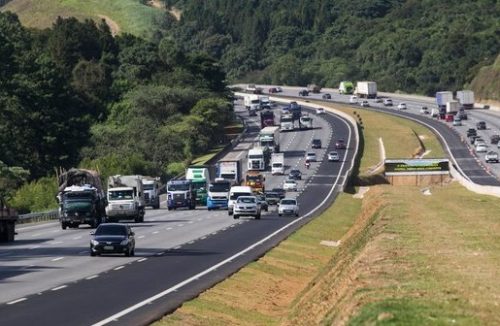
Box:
[246, 175, 262, 182]
[143, 184, 154, 190]
[63, 200, 92, 211]
[281, 117, 292, 123]
[220, 173, 235, 180]
[249, 154, 263, 159]
[109, 190, 134, 200]
[301, 117, 311, 122]
[260, 140, 274, 147]
[191, 181, 206, 191]
[167, 184, 190, 191]
[209, 183, 230, 192]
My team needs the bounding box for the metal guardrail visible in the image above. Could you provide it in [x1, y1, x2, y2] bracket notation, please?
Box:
[18, 209, 59, 224]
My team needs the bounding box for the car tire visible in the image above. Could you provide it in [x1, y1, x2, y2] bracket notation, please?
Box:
[90, 250, 96, 257]
[279, 213, 282, 217]
[125, 247, 131, 257]
[265, 207, 268, 212]
[233, 215, 239, 219]
[255, 214, 261, 220]
[295, 213, 299, 217]
[61, 223, 67, 230]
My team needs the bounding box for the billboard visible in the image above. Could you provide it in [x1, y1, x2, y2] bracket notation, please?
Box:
[384, 158, 449, 175]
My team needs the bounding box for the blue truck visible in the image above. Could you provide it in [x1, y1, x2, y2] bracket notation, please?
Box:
[166, 180, 196, 210]
[207, 179, 232, 210]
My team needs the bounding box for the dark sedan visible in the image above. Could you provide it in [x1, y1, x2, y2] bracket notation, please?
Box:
[335, 138, 346, 149]
[90, 223, 135, 257]
[322, 93, 331, 99]
[264, 192, 281, 205]
[270, 188, 286, 199]
[288, 169, 302, 180]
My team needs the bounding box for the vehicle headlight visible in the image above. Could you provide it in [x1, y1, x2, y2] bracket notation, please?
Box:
[120, 239, 129, 246]
[91, 240, 99, 246]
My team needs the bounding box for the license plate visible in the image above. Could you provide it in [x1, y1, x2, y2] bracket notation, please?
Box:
[104, 246, 114, 250]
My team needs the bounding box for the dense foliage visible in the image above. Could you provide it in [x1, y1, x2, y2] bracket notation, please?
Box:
[166, 0, 500, 95]
[0, 12, 231, 210]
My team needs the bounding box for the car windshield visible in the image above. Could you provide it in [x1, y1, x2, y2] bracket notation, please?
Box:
[230, 192, 252, 200]
[290, 170, 300, 174]
[330, 152, 338, 156]
[266, 193, 279, 198]
[307, 153, 315, 156]
[281, 200, 296, 205]
[237, 197, 255, 204]
[109, 190, 134, 200]
[95, 225, 127, 236]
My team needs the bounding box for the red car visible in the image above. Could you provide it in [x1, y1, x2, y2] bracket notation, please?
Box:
[335, 139, 346, 149]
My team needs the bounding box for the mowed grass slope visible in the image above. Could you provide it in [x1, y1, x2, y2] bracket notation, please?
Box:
[1, 0, 164, 38]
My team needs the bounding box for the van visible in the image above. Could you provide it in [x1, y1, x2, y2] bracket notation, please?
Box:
[349, 95, 358, 103]
[228, 186, 253, 215]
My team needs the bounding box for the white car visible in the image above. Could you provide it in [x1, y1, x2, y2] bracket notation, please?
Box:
[233, 196, 261, 220]
[476, 144, 488, 153]
[452, 117, 462, 126]
[305, 152, 317, 162]
[328, 151, 340, 161]
[316, 107, 325, 115]
[283, 179, 298, 192]
[383, 99, 393, 106]
[485, 151, 499, 163]
[360, 100, 369, 107]
[349, 95, 358, 103]
[420, 106, 429, 114]
[397, 103, 407, 110]
[278, 198, 299, 217]
[275, 86, 283, 93]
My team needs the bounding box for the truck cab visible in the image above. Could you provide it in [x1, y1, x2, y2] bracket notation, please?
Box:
[61, 185, 104, 229]
[207, 179, 231, 210]
[166, 180, 196, 210]
[245, 171, 265, 193]
[299, 113, 313, 129]
[142, 178, 160, 209]
[280, 113, 294, 131]
[247, 147, 270, 171]
[106, 175, 145, 223]
[186, 166, 210, 206]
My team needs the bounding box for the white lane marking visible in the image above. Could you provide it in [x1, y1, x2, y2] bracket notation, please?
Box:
[15, 221, 59, 231]
[201, 236, 207, 240]
[165, 227, 173, 230]
[73, 236, 82, 240]
[51, 285, 67, 291]
[197, 218, 202, 221]
[138, 235, 145, 239]
[31, 233, 41, 237]
[152, 231, 159, 234]
[173, 246, 181, 250]
[86, 275, 99, 280]
[51, 230, 59, 233]
[188, 221, 194, 224]
[177, 224, 184, 227]
[51, 257, 64, 262]
[114, 266, 125, 271]
[7, 298, 27, 305]
[138, 258, 147, 262]
[50, 241, 63, 245]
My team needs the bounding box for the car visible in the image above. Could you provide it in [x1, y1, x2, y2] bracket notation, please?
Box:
[312, 139, 322, 149]
[278, 198, 299, 217]
[375, 97, 383, 103]
[466, 128, 477, 137]
[275, 86, 283, 93]
[383, 99, 393, 106]
[288, 169, 302, 180]
[268, 87, 278, 94]
[476, 143, 488, 153]
[335, 139, 346, 149]
[233, 196, 261, 219]
[90, 223, 135, 257]
[420, 106, 429, 114]
[316, 107, 325, 115]
[473, 137, 485, 146]
[458, 110, 468, 120]
[283, 179, 298, 192]
[270, 188, 286, 199]
[485, 151, 499, 163]
[328, 151, 340, 161]
[360, 100, 370, 107]
[470, 135, 481, 145]
[490, 134, 500, 145]
[264, 192, 281, 206]
[255, 194, 269, 212]
[431, 109, 439, 118]
[476, 121, 487, 130]
[322, 93, 331, 100]
[397, 102, 407, 110]
[452, 116, 462, 126]
[305, 152, 317, 161]
[299, 89, 309, 96]
[349, 95, 358, 103]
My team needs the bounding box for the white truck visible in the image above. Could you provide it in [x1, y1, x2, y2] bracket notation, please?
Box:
[141, 176, 160, 209]
[216, 158, 242, 185]
[456, 90, 475, 109]
[244, 94, 261, 111]
[106, 175, 145, 223]
[247, 147, 270, 171]
[299, 113, 313, 129]
[356, 81, 377, 99]
[227, 185, 253, 216]
[271, 153, 285, 175]
[259, 126, 280, 153]
[280, 112, 294, 131]
[446, 101, 460, 115]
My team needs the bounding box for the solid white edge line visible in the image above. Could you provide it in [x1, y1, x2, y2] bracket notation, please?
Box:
[86, 275, 99, 280]
[51, 285, 67, 291]
[92, 111, 355, 326]
[7, 298, 27, 305]
[51, 257, 64, 262]
[114, 266, 125, 271]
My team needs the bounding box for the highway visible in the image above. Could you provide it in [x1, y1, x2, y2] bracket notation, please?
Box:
[267, 85, 500, 186]
[0, 100, 356, 325]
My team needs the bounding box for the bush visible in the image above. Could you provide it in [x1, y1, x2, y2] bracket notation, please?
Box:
[10, 176, 59, 213]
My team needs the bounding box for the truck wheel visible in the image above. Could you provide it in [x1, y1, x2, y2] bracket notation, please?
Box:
[279, 213, 282, 217]
[255, 214, 261, 220]
[61, 223, 67, 230]
[207, 207, 211, 211]
[228, 210, 233, 216]
[90, 250, 96, 257]
[167, 207, 172, 211]
[233, 215, 239, 219]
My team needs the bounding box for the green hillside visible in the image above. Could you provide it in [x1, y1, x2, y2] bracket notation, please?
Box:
[166, 0, 500, 96]
[0, 0, 166, 38]
[469, 54, 500, 101]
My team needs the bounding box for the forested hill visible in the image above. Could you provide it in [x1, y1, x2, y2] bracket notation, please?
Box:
[166, 0, 500, 96]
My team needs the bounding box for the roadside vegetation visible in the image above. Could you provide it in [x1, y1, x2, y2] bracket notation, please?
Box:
[156, 102, 499, 325]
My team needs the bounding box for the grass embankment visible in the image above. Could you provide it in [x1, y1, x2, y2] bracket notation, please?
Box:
[1, 0, 164, 38]
[190, 123, 243, 165]
[153, 102, 500, 325]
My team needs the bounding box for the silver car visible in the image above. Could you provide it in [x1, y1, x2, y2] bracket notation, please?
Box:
[283, 179, 298, 192]
[328, 151, 340, 161]
[305, 152, 317, 162]
[233, 196, 261, 220]
[278, 198, 299, 217]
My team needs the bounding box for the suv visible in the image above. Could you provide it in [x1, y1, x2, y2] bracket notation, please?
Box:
[322, 93, 331, 100]
[360, 100, 370, 107]
[490, 134, 500, 145]
[288, 169, 302, 180]
[299, 89, 309, 96]
[383, 99, 393, 106]
[485, 151, 499, 163]
[476, 121, 487, 130]
[312, 139, 322, 148]
[397, 102, 407, 110]
[335, 139, 346, 149]
[233, 196, 261, 219]
[278, 198, 299, 217]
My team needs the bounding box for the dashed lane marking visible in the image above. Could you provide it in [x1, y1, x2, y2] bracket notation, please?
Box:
[138, 258, 147, 262]
[86, 275, 99, 280]
[7, 298, 27, 305]
[51, 257, 64, 262]
[114, 266, 125, 271]
[51, 285, 67, 291]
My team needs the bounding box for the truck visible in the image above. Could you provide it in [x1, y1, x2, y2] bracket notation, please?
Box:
[216, 158, 242, 185]
[260, 110, 275, 128]
[141, 176, 160, 209]
[245, 171, 265, 193]
[288, 101, 302, 121]
[259, 96, 272, 109]
[207, 179, 232, 210]
[186, 165, 210, 206]
[356, 81, 377, 99]
[436, 91, 453, 118]
[166, 179, 196, 210]
[0, 199, 18, 243]
[339, 81, 354, 94]
[57, 168, 107, 229]
[245, 84, 263, 94]
[106, 175, 145, 223]
[259, 126, 280, 153]
[456, 90, 475, 109]
[445, 101, 460, 122]
[307, 84, 322, 93]
[244, 94, 261, 110]
[280, 112, 294, 131]
[299, 113, 313, 129]
[247, 147, 271, 171]
[271, 153, 285, 175]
